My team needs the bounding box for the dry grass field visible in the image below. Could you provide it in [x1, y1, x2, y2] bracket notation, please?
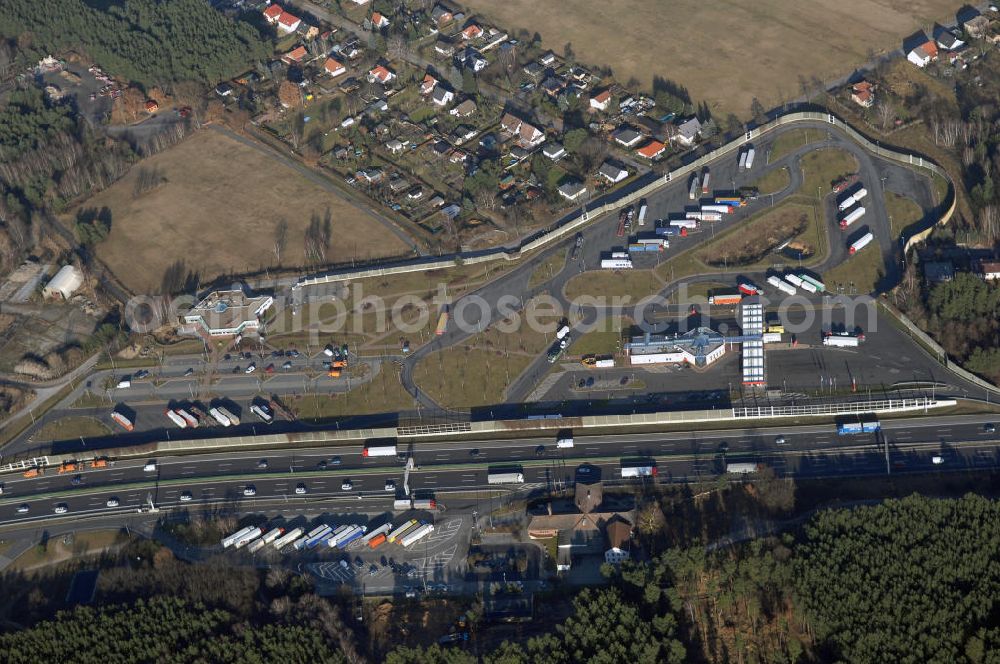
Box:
[80, 130, 411, 293]
[464, 0, 965, 118]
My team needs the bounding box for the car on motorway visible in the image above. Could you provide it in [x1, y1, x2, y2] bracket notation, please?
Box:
[134, 369, 150, 379]
[71, 475, 82, 486]
[0, 483, 4, 494]
[317, 460, 327, 469]
[341, 480, 353, 490]
[535, 445, 545, 456]
[16, 504, 29, 513]
[985, 423, 996, 434]
[384, 480, 395, 492]
[245, 363, 256, 374]
[257, 459, 269, 469]
[54, 504, 68, 514]
[469, 448, 480, 457]
[331, 456, 342, 466]
[106, 497, 119, 507]
[775, 436, 786, 445]
[243, 486, 257, 497]
[295, 483, 308, 495]
[143, 461, 157, 472]
[932, 456, 945, 465]
[179, 491, 193, 502]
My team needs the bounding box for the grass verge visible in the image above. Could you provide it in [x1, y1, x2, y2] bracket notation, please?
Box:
[752, 166, 791, 195]
[823, 237, 884, 294]
[884, 190, 924, 239]
[769, 128, 827, 161]
[35, 416, 112, 443]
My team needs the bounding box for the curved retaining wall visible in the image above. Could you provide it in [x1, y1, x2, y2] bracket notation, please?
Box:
[296, 111, 954, 287]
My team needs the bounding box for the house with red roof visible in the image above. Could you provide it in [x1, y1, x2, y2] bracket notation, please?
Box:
[281, 45, 308, 64]
[263, 4, 283, 23]
[368, 65, 396, 85]
[324, 58, 346, 77]
[420, 73, 438, 95]
[589, 90, 612, 111]
[636, 140, 666, 160]
[907, 39, 938, 67]
[277, 11, 301, 34]
[462, 24, 483, 40]
[851, 81, 875, 108]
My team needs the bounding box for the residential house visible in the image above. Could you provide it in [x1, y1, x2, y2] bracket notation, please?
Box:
[673, 117, 702, 147]
[589, 89, 611, 111]
[923, 261, 954, 284]
[481, 27, 508, 51]
[636, 140, 666, 159]
[431, 4, 453, 24]
[432, 86, 455, 106]
[386, 139, 407, 155]
[441, 203, 461, 219]
[542, 142, 566, 160]
[388, 174, 410, 192]
[144, 99, 159, 113]
[509, 145, 530, 162]
[277, 11, 301, 34]
[407, 186, 424, 199]
[281, 45, 308, 64]
[599, 160, 629, 184]
[263, 4, 283, 23]
[522, 62, 544, 80]
[357, 167, 384, 184]
[370, 12, 390, 29]
[462, 47, 488, 72]
[980, 261, 1000, 280]
[935, 26, 965, 50]
[851, 80, 875, 108]
[448, 149, 468, 164]
[461, 23, 483, 40]
[420, 73, 438, 95]
[450, 98, 476, 117]
[540, 76, 564, 98]
[964, 15, 991, 39]
[215, 82, 234, 97]
[907, 40, 939, 67]
[538, 50, 557, 66]
[324, 57, 346, 77]
[301, 24, 319, 40]
[558, 180, 587, 201]
[368, 65, 396, 85]
[500, 112, 545, 148]
[604, 516, 633, 565]
[613, 127, 644, 148]
[434, 39, 455, 57]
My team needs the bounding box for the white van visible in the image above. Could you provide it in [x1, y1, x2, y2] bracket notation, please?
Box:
[143, 461, 157, 472]
[556, 437, 574, 449]
[116, 378, 131, 389]
[931, 456, 944, 465]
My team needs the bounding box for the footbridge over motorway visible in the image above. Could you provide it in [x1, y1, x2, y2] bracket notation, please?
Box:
[1, 397, 955, 474]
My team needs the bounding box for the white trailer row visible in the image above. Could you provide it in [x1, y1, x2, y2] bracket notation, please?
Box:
[739, 146, 756, 170]
[601, 258, 633, 270]
[837, 187, 868, 211]
[767, 275, 796, 295]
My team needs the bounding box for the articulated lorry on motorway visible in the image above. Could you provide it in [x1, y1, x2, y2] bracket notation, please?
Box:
[487, 470, 525, 484]
[837, 417, 880, 435]
[620, 461, 658, 478]
[363, 444, 397, 458]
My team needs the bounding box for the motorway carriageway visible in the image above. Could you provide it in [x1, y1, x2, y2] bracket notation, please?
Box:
[0, 414, 998, 527]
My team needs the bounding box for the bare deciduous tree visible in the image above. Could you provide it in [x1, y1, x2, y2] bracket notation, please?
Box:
[877, 100, 895, 131]
[273, 218, 289, 263]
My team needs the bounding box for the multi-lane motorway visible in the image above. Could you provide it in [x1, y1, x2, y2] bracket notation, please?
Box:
[2, 413, 997, 529]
